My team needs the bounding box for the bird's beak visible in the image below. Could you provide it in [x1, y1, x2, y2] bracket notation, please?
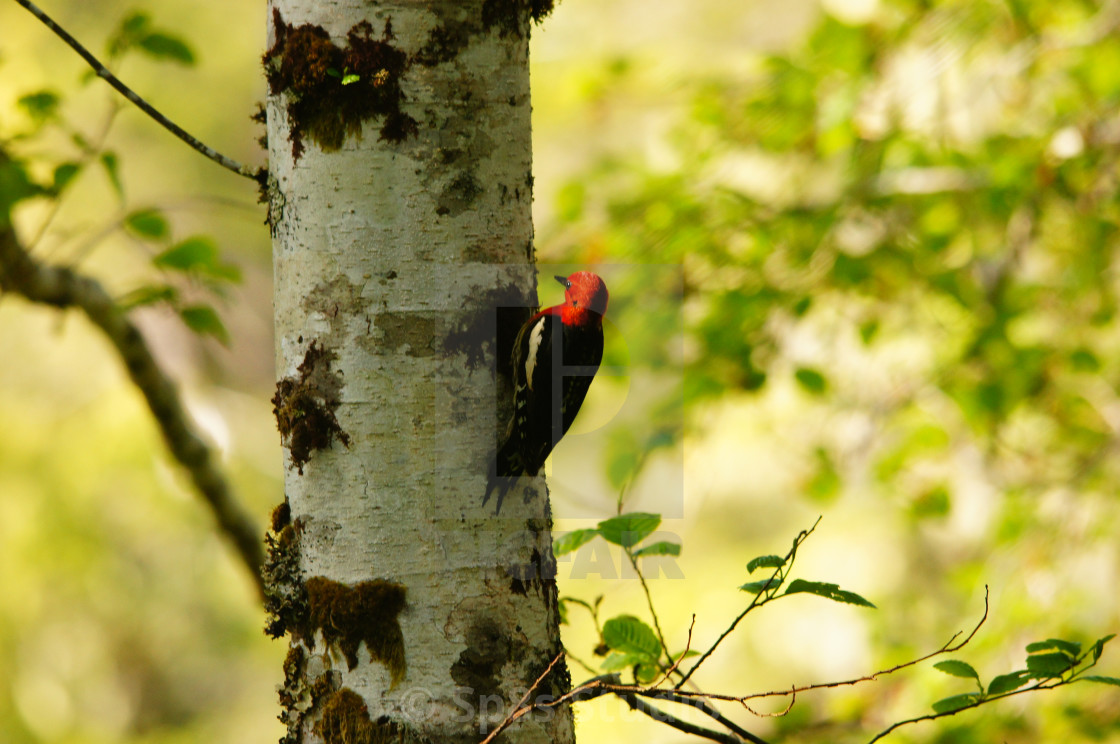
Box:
[555, 275, 572, 289]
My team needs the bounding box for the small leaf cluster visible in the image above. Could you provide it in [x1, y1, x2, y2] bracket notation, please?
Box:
[117, 208, 240, 344]
[930, 634, 1118, 714]
[4, 9, 233, 345]
[555, 512, 686, 683]
[739, 524, 875, 610]
[554, 511, 680, 558]
[106, 12, 196, 65]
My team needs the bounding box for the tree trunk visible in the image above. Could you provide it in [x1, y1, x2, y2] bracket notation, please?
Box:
[262, 1, 572, 743]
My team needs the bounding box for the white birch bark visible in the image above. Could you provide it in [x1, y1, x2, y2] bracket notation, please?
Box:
[265, 1, 573, 742]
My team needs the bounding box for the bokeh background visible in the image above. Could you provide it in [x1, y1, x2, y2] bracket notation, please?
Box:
[2, 0, 1119, 742]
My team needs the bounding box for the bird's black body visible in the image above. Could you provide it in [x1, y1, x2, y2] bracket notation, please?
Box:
[505, 310, 604, 476]
[484, 272, 609, 513]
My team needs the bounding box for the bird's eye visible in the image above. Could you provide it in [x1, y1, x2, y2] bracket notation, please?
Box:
[572, 300, 579, 306]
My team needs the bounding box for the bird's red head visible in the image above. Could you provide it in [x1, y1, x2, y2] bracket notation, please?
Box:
[555, 271, 609, 326]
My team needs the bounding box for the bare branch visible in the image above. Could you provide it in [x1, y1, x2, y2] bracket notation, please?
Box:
[0, 224, 265, 595]
[623, 694, 747, 744]
[658, 587, 991, 705]
[639, 689, 772, 744]
[13, 0, 266, 185]
[866, 677, 1064, 743]
[535, 588, 991, 744]
[675, 517, 822, 689]
[541, 674, 772, 744]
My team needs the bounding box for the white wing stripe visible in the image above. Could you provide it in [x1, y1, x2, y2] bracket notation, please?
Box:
[524, 317, 546, 391]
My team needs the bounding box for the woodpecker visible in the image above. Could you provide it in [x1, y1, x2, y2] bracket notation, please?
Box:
[485, 271, 610, 513]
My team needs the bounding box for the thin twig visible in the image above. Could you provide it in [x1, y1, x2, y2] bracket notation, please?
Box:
[534, 586, 991, 744]
[741, 692, 795, 718]
[479, 653, 565, 744]
[866, 676, 1064, 743]
[676, 517, 822, 689]
[653, 614, 695, 687]
[0, 224, 265, 596]
[672, 587, 990, 704]
[563, 647, 599, 677]
[13, 0, 265, 184]
[627, 546, 674, 666]
[32, 100, 123, 255]
[61, 194, 262, 268]
[541, 676, 773, 744]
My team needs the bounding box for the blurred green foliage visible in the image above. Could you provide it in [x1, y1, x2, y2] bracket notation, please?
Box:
[545, 0, 1120, 740]
[3, 0, 1120, 743]
[1, 3, 276, 743]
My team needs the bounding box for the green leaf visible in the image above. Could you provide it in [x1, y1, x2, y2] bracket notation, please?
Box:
[17, 90, 60, 123]
[558, 596, 596, 614]
[911, 485, 951, 519]
[100, 152, 124, 198]
[326, 68, 343, 79]
[153, 237, 241, 282]
[1092, 634, 1116, 662]
[934, 660, 980, 681]
[672, 649, 700, 661]
[70, 131, 93, 153]
[635, 663, 660, 684]
[125, 209, 169, 239]
[179, 305, 229, 345]
[341, 73, 361, 85]
[739, 577, 782, 594]
[794, 367, 828, 395]
[631, 541, 680, 558]
[859, 318, 879, 344]
[153, 236, 218, 271]
[1026, 651, 1073, 678]
[138, 33, 195, 65]
[52, 162, 81, 192]
[597, 512, 660, 549]
[1069, 348, 1100, 372]
[554, 529, 599, 556]
[1026, 639, 1081, 657]
[783, 579, 876, 608]
[120, 12, 150, 37]
[601, 615, 661, 661]
[747, 555, 786, 572]
[117, 284, 177, 310]
[931, 693, 980, 714]
[107, 12, 150, 57]
[600, 652, 638, 672]
[988, 671, 1031, 695]
[0, 155, 45, 223]
[1081, 675, 1120, 687]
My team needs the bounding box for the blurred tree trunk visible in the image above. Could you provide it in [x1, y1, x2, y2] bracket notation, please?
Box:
[263, 1, 571, 743]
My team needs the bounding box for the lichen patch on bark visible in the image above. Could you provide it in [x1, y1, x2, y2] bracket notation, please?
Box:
[373, 312, 438, 358]
[264, 512, 307, 640]
[278, 645, 341, 744]
[273, 341, 351, 475]
[316, 688, 427, 744]
[263, 10, 417, 160]
[305, 577, 408, 687]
